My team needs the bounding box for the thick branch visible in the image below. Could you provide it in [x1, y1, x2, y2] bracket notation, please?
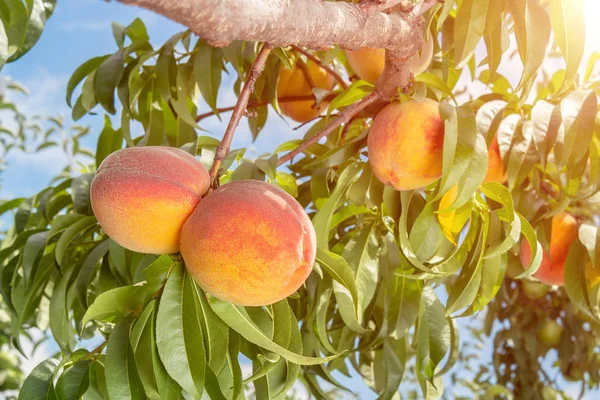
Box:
[277, 92, 381, 166]
[118, 0, 423, 55]
[207, 43, 273, 191]
[116, 0, 430, 93]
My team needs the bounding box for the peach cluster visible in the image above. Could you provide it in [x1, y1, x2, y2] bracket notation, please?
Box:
[90, 147, 316, 306]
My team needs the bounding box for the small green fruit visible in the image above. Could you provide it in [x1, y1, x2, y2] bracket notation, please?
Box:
[522, 280, 549, 301]
[538, 319, 563, 347]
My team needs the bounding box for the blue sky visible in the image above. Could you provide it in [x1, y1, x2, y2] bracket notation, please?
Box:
[2, 0, 600, 398]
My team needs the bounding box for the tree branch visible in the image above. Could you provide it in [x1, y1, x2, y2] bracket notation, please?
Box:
[291, 45, 348, 89]
[207, 43, 273, 191]
[116, 0, 428, 94]
[195, 94, 339, 122]
[277, 92, 381, 166]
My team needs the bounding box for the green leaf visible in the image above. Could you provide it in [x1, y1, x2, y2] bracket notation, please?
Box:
[96, 115, 123, 167]
[483, 0, 504, 79]
[434, 103, 478, 200]
[7, 0, 50, 63]
[550, 0, 586, 91]
[55, 360, 91, 400]
[54, 216, 97, 266]
[446, 212, 488, 315]
[208, 296, 339, 365]
[454, 0, 489, 67]
[105, 318, 146, 400]
[66, 56, 109, 107]
[505, 0, 527, 63]
[0, 197, 25, 216]
[386, 272, 422, 338]
[328, 80, 371, 115]
[415, 73, 456, 102]
[196, 285, 230, 372]
[377, 338, 407, 400]
[316, 249, 360, 308]
[555, 91, 597, 169]
[76, 240, 110, 309]
[518, 0, 551, 88]
[22, 231, 48, 289]
[50, 265, 76, 351]
[95, 50, 125, 114]
[194, 40, 223, 115]
[131, 302, 160, 400]
[343, 223, 379, 315]
[564, 241, 598, 320]
[416, 287, 450, 386]
[71, 173, 94, 216]
[0, 14, 8, 70]
[313, 163, 362, 250]
[150, 304, 182, 399]
[156, 264, 206, 398]
[514, 213, 543, 278]
[81, 285, 150, 327]
[156, 32, 183, 102]
[18, 358, 58, 400]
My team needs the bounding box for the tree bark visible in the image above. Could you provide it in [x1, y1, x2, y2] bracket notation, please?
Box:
[116, 0, 437, 95]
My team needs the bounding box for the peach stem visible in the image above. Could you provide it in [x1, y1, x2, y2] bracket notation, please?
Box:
[207, 43, 274, 192]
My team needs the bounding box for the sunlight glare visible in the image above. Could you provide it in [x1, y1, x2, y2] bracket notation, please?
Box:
[584, 0, 600, 53]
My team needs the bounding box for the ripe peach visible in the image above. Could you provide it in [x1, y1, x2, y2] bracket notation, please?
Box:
[345, 48, 385, 84]
[277, 60, 334, 122]
[180, 180, 316, 306]
[519, 212, 579, 286]
[368, 98, 444, 191]
[91, 146, 210, 254]
[345, 34, 434, 84]
[484, 137, 507, 184]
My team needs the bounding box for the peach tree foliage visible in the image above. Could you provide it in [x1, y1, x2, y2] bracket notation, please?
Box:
[0, 0, 56, 70]
[0, 0, 600, 399]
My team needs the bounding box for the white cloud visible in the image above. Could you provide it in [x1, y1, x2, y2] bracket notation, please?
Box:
[59, 20, 112, 33]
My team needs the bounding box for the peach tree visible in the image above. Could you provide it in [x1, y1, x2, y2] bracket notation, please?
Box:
[1, 0, 600, 398]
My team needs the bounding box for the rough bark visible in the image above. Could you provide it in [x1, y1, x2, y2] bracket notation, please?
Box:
[115, 0, 438, 95]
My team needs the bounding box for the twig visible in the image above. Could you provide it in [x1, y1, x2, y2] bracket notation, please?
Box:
[195, 94, 338, 122]
[291, 45, 348, 89]
[296, 59, 318, 90]
[81, 337, 109, 360]
[293, 113, 341, 131]
[277, 91, 381, 166]
[207, 43, 274, 191]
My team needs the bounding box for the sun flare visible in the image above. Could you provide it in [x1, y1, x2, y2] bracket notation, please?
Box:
[585, 0, 600, 53]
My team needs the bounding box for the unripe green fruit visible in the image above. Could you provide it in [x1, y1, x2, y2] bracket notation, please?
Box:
[538, 320, 563, 347]
[522, 280, 549, 301]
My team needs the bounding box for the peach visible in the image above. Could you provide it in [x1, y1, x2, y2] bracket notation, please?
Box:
[519, 212, 579, 286]
[345, 48, 385, 84]
[277, 60, 335, 122]
[180, 180, 316, 306]
[91, 146, 210, 254]
[484, 137, 507, 184]
[345, 34, 434, 84]
[368, 98, 444, 191]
